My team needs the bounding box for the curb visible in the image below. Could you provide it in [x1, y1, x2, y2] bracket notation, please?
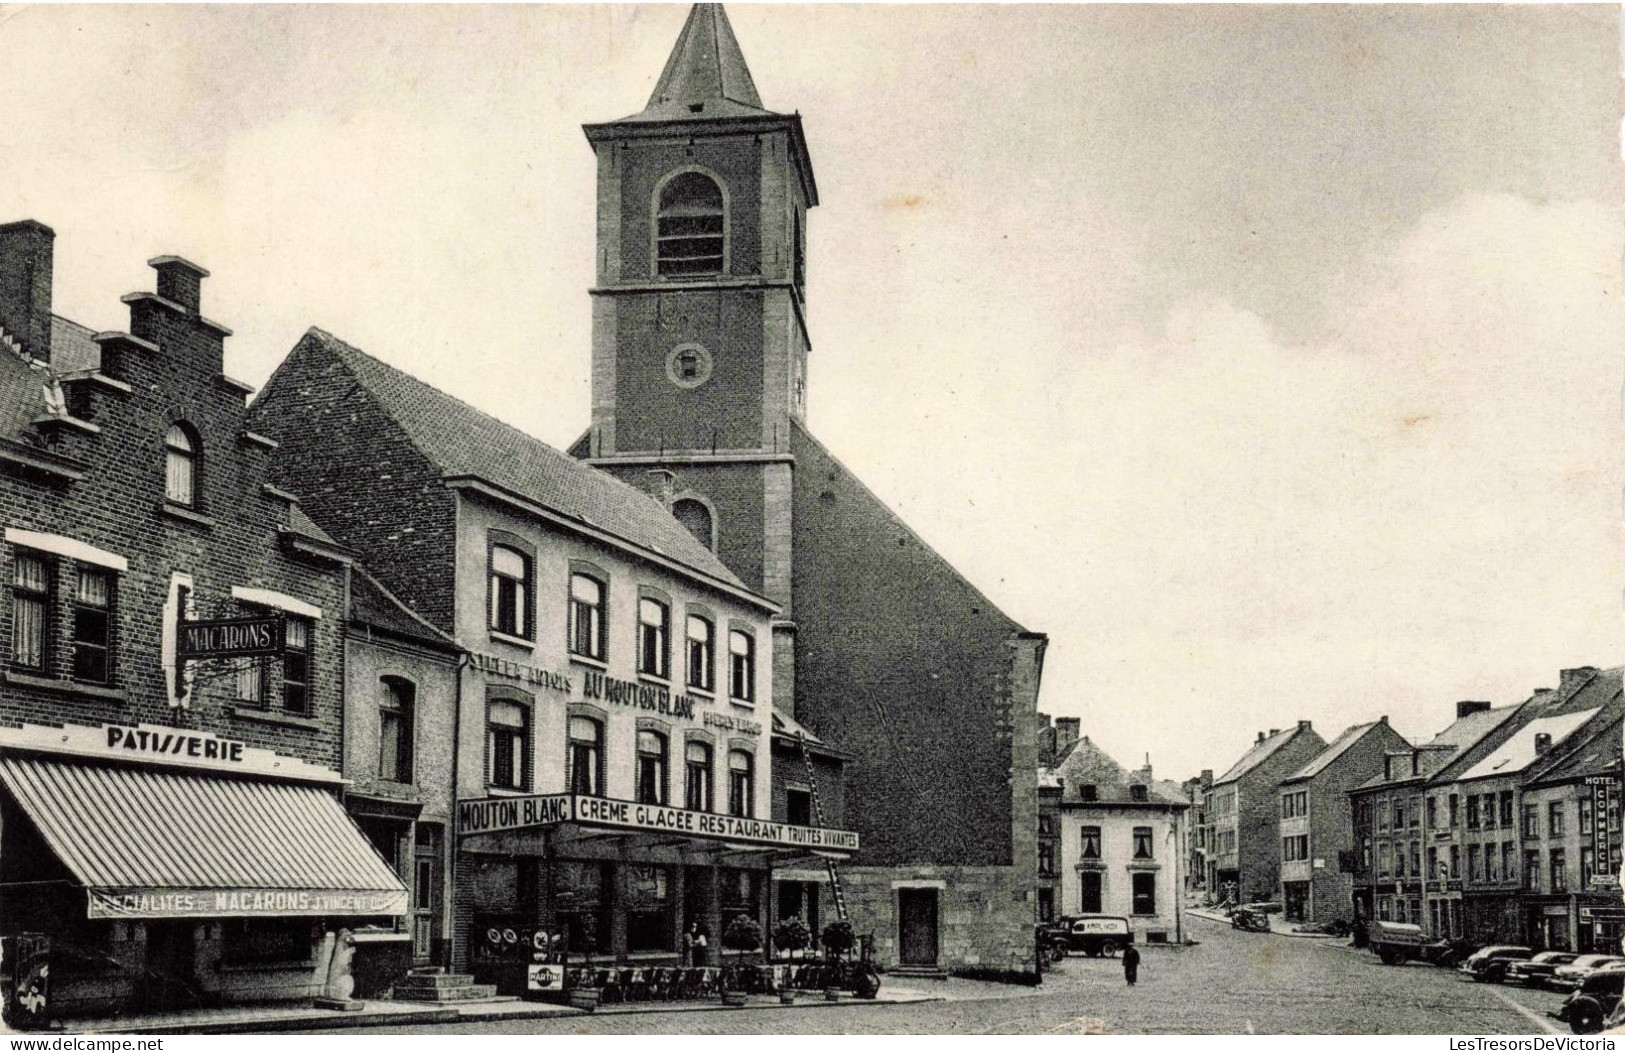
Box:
[587, 993, 943, 1016]
[1183, 909, 1342, 940]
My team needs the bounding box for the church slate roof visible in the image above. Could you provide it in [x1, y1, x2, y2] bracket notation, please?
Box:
[280, 329, 754, 598]
[625, 4, 778, 124]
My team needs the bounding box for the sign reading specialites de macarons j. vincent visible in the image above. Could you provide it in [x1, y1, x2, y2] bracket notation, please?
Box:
[87, 887, 408, 919]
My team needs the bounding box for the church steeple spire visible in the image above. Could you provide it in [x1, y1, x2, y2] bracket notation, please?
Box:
[635, 5, 773, 121]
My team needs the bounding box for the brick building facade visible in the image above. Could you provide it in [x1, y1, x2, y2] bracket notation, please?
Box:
[572, 3, 1048, 980]
[0, 222, 405, 1018]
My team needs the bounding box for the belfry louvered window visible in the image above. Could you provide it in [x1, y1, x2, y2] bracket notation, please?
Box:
[656, 173, 725, 277]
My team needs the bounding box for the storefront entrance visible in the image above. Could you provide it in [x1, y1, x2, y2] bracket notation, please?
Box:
[1283, 882, 1309, 922]
[138, 922, 200, 1011]
[898, 888, 939, 967]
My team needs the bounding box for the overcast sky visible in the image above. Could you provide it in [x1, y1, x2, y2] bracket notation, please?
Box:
[4, 5, 1620, 779]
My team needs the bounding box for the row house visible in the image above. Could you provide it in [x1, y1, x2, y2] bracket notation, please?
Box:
[0, 223, 408, 1019]
[1046, 738, 1189, 943]
[1275, 719, 1408, 924]
[1205, 722, 1325, 903]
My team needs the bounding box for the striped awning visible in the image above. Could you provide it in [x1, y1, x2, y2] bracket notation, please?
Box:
[0, 755, 408, 919]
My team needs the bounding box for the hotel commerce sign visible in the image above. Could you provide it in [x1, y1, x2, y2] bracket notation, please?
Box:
[457, 793, 860, 853]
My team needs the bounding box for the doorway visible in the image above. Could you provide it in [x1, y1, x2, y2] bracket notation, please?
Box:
[139, 922, 200, 1011]
[897, 888, 939, 967]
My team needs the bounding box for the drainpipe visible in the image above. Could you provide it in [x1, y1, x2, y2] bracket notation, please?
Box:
[446, 649, 469, 969]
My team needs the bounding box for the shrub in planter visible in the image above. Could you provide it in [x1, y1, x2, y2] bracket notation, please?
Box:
[774, 917, 811, 958]
[821, 920, 855, 960]
[721, 915, 763, 1006]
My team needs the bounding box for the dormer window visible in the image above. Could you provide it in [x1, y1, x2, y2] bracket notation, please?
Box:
[1079, 784, 1098, 802]
[657, 172, 725, 278]
[164, 423, 199, 507]
[1130, 784, 1149, 803]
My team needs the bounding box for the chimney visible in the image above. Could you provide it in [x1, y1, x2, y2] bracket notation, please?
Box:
[1456, 701, 1491, 719]
[1201, 769, 1213, 783]
[149, 255, 207, 314]
[0, 220, 54, 362]
[1297, 720, 1312, 731]
[1534, 732, 1552, 755]
[1269, 728, 1280, 737]
[1055, 717, 1081, 749]
[645, 468, 677, 505]
[1257, 731, 1266, 744]
[1559, 667, 1598, 693]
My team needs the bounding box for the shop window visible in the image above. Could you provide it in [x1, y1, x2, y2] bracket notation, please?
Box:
[685, 614, 715, 692]
[487, 698, 530, 791]
[1080, 826, 1101, 859]
[638, 597, 670, 679]
[281, 617, 312, 714]
[568, 573, 606, 661]
[1133, 827, 1153, 860]
[9, 551, 49, 670]
[1080, 871, 1102, 913]
[489, 544, 531, 640]
[568, 715, 604, 796]
[720, 867, 759, 928]
[635, 729, 668, 805]
[626, 865, 674, 953]
[1131, 873, 1155, 916]
[786, 787, 812, 827]
[164, 423, 199, 507]
[684, 740, 714, 812]
[222, 918, 313, 965]
[728, 629, 755, 703]
[556, 861, 609, 954]
[379, 677, 415, 784]
[727, 749, 754, 818]
[656, 171, 726, 278]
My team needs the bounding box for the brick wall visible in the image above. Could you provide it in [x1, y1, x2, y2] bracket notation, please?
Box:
[248, 332, 459, 632]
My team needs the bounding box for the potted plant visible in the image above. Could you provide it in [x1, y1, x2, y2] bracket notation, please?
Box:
[821, 920, 855, 1001]
[566, 911, 601, 1012]
[773, 917, 811, 1003]
[720, 914, 763, 1007]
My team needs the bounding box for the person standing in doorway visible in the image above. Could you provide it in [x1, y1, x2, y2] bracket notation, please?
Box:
[1122, 944, 1141, 986]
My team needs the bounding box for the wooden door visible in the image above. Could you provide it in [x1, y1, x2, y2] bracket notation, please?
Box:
[898, 888, 939, 967]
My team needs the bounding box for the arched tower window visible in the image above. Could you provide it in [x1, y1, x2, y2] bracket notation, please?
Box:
[671, 497, 714, 551]
[656, 172, 725, 278]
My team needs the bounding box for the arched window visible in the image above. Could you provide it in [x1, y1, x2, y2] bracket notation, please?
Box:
[638, 597, 670, 679]
[672, 498, 714, 551]
[685, 614, 714, 693]
[727, 749, 754, 818]
[656, 172, 725, 278]
[728, 629, 755, 703]
[489, 544, 531, 639]
[568, 573, 606, 661]
[636, 729, 669, 806]
[164, 423, 199, 506]
[487, 697, 529, 791]
[685, 741, 714, 812]
[568, 715, 604, 796]
[380, 677, 415, 783]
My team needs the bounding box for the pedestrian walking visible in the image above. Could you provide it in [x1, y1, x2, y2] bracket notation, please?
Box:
[1122, 944, 1141, 986]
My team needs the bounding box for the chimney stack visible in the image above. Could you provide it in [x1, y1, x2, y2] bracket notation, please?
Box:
[1256, 731, 1265, 744]
[1269, 728, 1280, 737]
[1534, 732, 1552, 755]
[1456, 701, 1491, 719]
[149, 256, 207, 314]
[1055, 717, 1081, 749]
[1297, 720, 1312, 731]
[0, 220, 54, 362]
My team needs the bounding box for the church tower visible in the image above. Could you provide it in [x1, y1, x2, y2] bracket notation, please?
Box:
[581, 3, 816, 709]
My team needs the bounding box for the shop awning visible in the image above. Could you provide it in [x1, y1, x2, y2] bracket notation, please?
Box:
[0, 755, 408, 919]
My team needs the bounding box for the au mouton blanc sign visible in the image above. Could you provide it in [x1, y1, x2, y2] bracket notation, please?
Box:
[457, 793, 860, 853]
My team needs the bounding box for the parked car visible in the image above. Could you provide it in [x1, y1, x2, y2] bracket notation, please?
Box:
[1552, 967, 1625, 1033]
[1456, 945, 1533, 983]
[1044, 916, 1134, 958]
[1549, 955, 1625, 993]
[1504, 952, 1580, 989]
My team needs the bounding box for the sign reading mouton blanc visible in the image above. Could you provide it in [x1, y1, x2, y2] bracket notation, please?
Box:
[457, 793, 860, 853]
[176, 616, 285, 660]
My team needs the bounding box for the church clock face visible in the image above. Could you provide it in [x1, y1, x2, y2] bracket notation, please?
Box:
[665, 343, 714, 389]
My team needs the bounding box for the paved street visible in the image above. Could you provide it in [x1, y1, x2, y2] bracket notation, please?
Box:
[307, 916, 1571, 1035]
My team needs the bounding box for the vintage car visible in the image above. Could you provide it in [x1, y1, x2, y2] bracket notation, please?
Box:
[1552, 966, 1625, 1033]
[1504, 951, 1580, 989]
[1043, 916, 1134, 958]
[1456, 945, 1533, 983]
[1548, 955, 1625, 993]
